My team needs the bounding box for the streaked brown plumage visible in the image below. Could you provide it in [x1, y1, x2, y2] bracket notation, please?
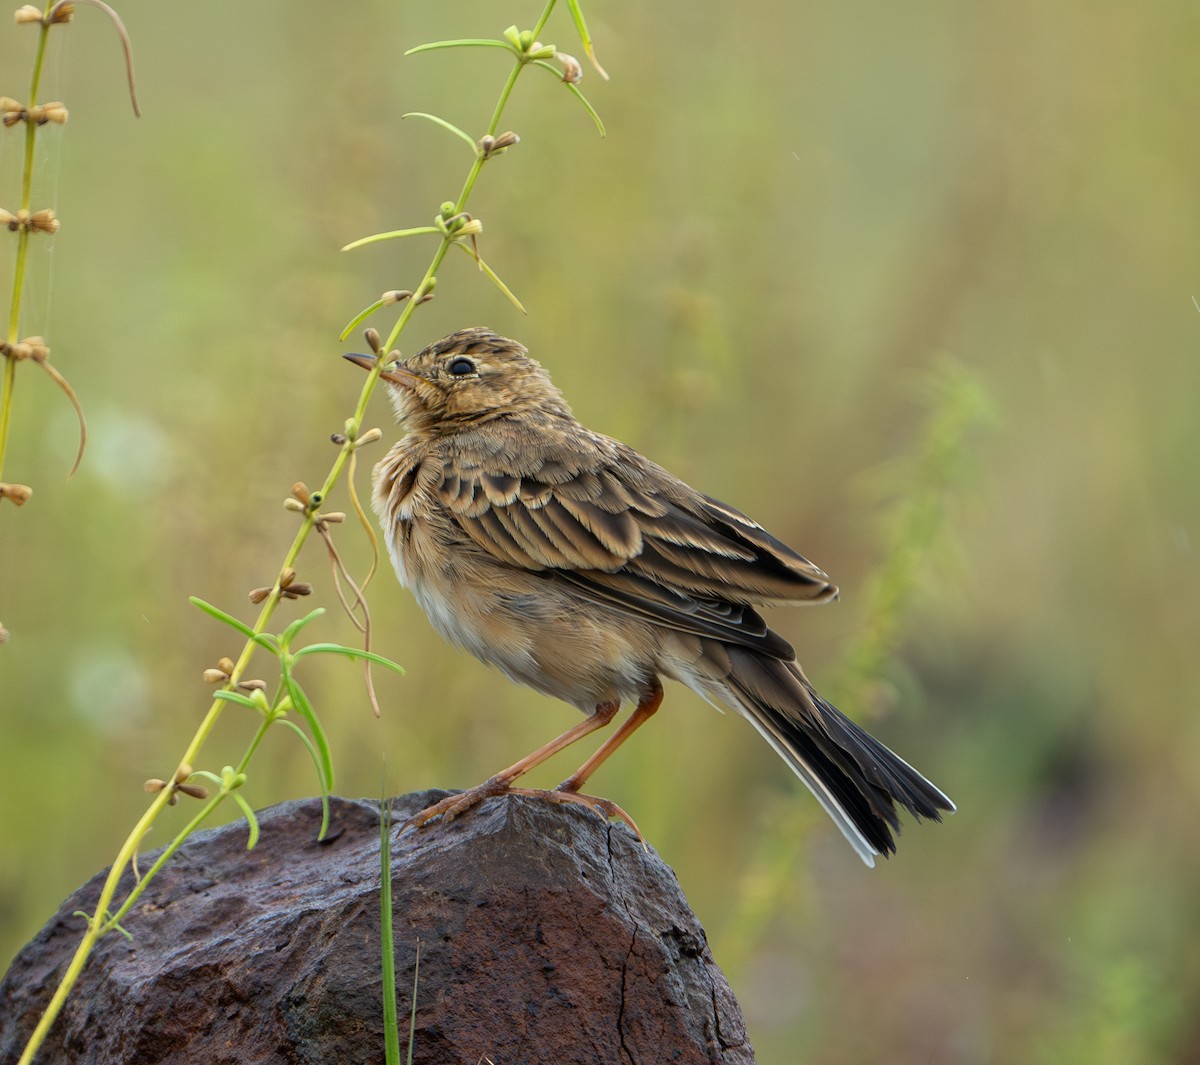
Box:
[350, 327, 953, 865]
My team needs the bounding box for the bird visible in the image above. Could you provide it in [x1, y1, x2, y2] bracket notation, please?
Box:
[346, 327, 953, 865]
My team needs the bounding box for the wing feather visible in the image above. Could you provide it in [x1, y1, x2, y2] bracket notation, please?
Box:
[434, 436, 837, 650]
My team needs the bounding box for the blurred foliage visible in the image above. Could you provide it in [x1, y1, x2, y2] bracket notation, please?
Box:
[1, 1, 1198, 1062]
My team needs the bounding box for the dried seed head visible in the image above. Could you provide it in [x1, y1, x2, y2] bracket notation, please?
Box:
[144, 778, 167, 796]
[238, 678, 268, 692]
[1, 337, 47, 361]
[176, 783, 209, 800]
[330, 432, 347, 445]
[0, 482, 33, 506]
[280, 567, 297, 587]
[32, 102, 68, 125]
[478, 134, 495, 155]
[281, 581, 313, 598]
[218, 657, 235, 674]
[48, 3, 73, 22]
[556, 52, 583, 84]
[492, 131, 519, 151]
[456, 218, 483, 237]
[14, 6, 43, 25]
[248, 586, 271, 604]
[283, 497, 305, 512]
[381, 289, 413, 306]
[291, 482, 311, 505]
[202, 667, 228, 683]
[319, 511, 345, 524]
[356, 426, 383, 446]
[29, 210, 59, 234]
[364, 327, 382, 353]
[174, 763, 194, 783]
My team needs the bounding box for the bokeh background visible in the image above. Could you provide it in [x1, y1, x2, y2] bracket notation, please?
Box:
[2, 1, 1198, 1061]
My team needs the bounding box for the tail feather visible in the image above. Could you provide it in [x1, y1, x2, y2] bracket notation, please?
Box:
[719, 647, 954, 866]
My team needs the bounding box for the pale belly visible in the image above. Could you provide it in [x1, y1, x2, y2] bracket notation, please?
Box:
[391, 515, 657, 711]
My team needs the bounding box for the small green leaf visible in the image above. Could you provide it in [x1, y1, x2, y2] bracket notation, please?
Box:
[276, 718, 332, 839]
[402, 112, 477, 152]
[189, 770, 224, 787]
[342, 226, 440, 253]
[453, 243, 528, 314]
[284, 675, 336, 793]
[532, 61, 606, 137]
[405, 38, 515, 57]
[340, 298, 388, 341]
[565, 0, 609, 79]
[279, 607, 327, 651]
[230, 793, 260, 850]
[213, 690, 262, 711]
[291, 643, 406, 675]
[189, 597, 256, 639]
[564, 82, 606, 137]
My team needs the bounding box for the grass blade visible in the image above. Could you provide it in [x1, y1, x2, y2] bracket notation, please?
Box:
[381, 797, 400, 1064]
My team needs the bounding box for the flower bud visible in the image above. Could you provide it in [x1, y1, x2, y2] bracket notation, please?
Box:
[556, 52, 583, 84]
[0, 482, 33, 506]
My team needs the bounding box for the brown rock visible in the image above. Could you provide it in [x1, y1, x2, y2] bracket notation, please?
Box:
[0, 792, 754, 1064]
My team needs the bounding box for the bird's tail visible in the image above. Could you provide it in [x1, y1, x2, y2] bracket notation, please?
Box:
[716, 646, 954, 866]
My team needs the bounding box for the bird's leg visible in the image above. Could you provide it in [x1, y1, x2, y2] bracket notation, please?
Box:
[557, 680, 664, 795]
[405, 699, 621, 830]
[498, 681, 664, 839]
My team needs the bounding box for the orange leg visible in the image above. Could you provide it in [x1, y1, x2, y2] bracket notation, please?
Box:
[557, 680, 664, 794]
[406, 681, 665, 837]
[405, 699, 621, 829]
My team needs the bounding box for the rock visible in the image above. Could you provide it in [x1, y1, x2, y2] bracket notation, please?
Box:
[0, 792, 755, 1064]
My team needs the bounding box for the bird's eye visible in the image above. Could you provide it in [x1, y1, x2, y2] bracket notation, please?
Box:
[448, 357, 476, 377]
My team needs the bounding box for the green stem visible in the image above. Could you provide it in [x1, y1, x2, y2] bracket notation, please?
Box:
[1, 10, 56, 483]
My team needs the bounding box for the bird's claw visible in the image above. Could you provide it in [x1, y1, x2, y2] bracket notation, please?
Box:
[402, 776, 512, 831]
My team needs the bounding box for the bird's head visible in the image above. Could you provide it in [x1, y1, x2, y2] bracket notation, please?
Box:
[345, 328, 572, 433]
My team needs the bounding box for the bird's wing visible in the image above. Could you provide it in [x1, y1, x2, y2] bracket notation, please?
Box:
[435, 434, 836, 655]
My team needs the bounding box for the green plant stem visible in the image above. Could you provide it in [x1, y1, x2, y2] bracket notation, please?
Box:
[0, 12, 55, 483]
[19, 6, 562, 1059]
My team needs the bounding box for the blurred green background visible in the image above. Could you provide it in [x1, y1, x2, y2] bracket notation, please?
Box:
[2, 1, 1198, 1061]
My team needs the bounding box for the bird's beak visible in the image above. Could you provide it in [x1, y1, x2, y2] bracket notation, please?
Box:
[342, 352, 421, 390]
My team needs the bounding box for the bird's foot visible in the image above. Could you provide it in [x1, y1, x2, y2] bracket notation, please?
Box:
[510, 785, 643, 841]
[402, 776, 514, 831]
[402, 779, 643, 842]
